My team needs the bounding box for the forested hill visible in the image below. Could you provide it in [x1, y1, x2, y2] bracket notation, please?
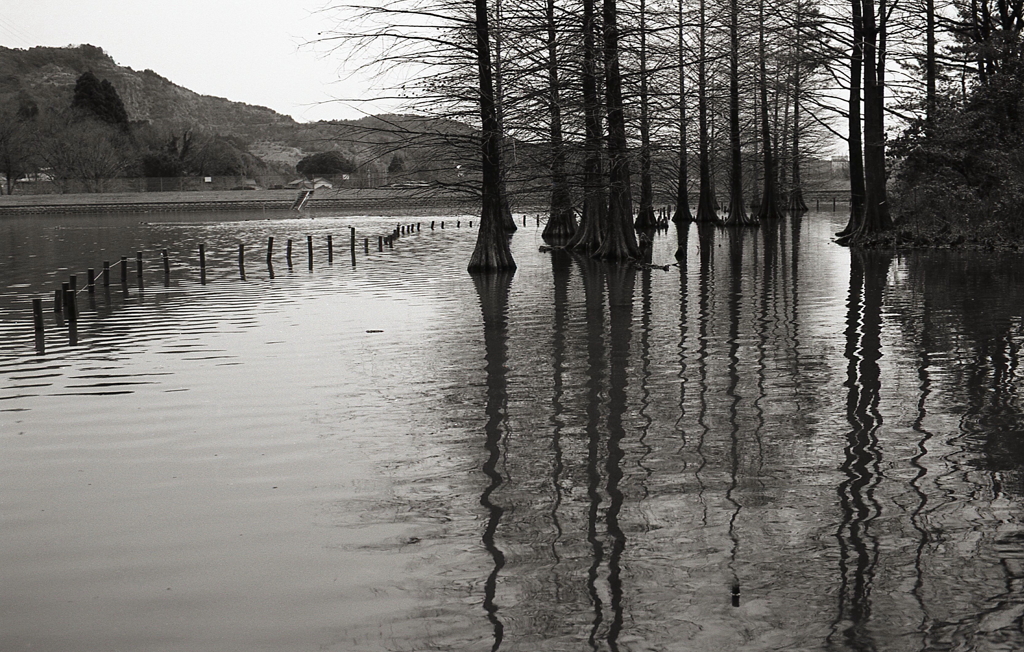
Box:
[0, 44, 297, 140]
[0, 44, 475, 180]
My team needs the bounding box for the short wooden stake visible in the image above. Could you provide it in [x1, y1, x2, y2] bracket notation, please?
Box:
[457, 220, 460, 228]
[469, 221, 473, 228]
[87, 269, 96, 293]
[103, 261, 110, 287]
[33, 298, 44, 333]
[350, 227, 356, 254]
[267, 237, 274, 263]
[307, 235, 314, 270]
[63, 282, 77, 321]
[417, 223, 421, 231]
[441, 221, 444, 229]
[431, 221, 435, 230]
[286, 239, 293, 265]
[327, 235, 334, 263]
[378, 235, 383, 252]
[199, 243, 206, 284]
[523, 215, 526, 226]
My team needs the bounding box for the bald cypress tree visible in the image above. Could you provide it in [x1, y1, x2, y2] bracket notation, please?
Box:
[468, 0, 517, 271]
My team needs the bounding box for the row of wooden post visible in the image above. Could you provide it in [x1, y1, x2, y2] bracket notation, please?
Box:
[31, 219, 488, 351]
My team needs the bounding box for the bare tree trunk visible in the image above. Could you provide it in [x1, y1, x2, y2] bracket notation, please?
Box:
[468, 0, 517, 272]
[757, 0, 783, 221]
[542, 0, 576, 243]
[838, 0, 866, 237]
[695, 0, 718, 222]
[491, 0, 517, 233]
[674, 0, 693, 223]
[925, 0, 936, 125]
[722, 0, 753, 225]
[846, 0, 892, 241]
[567, 0, 607, 253]
[595, 0, 640, 259]
[788, 0, 808, 214]
[635, 0, 657, 229]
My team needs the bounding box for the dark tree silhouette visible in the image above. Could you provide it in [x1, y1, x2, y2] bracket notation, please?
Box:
[72, 71, 129, 126]
[594, 0, 640, 260]
[468, 0, 518, 271]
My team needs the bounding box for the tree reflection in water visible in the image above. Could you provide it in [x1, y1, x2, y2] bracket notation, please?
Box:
[473, 271, 514, 651]
[462, 222, 1024, 651]
[830, 250, 890, 651]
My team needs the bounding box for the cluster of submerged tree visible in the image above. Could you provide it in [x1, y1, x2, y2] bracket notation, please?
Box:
[328, 0, 921, 270]
[329, 0, 1024, 271]
[455, 0, 902, 270]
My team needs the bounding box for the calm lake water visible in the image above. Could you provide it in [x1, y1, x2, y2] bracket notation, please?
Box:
[1, 209, 1023, 651]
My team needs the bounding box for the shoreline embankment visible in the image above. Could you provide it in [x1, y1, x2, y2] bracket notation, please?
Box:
[0, 187, 477, 216]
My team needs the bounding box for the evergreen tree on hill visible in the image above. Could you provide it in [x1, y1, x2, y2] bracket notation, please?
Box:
[72, 71, 129, 126]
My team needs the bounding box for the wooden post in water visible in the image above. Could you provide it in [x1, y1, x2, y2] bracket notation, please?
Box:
[32, 298, 45, 355]
[87, 269, 96, 293]
[33, 298, 44, 333]
[54, 289, 62, 312]
[286, 239, 293, 267]
[327, 235, 334, 263]
[388, 236, 394, 249]
[199, 243, 207, 285]
[457, 220, 460, 228]
[833, 197, 836, 211]
[378, 235, 383, 252]
[523, 215, 526, 227]
[469, 221, 473, 228]
[103, 261, 110, 287]
[267, 237, 274, 264]
[120, 257, 128, 284]
[441, 221, 444, 229]
[816, 199, 820, 211]
[350, 227, 356, 257]
[62, 282, 77, 321]
[307, 235, 314, 270]
[69, 275, 77, 293]
[162, 249, 170, 275]
[363, 238, 368, 253]
[417, 223, 421, 231]
[431, 221, 435, 230]
[136, 252, 143, 279]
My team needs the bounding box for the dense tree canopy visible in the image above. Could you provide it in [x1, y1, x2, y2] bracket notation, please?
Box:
[296, 150, 359, 177]
[71, 71, 129, 127]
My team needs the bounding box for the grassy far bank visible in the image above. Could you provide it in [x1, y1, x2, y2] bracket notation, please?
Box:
[0, 186, 476, 215]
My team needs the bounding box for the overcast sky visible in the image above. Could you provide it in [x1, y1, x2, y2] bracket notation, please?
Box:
[0, 1, 389, 123]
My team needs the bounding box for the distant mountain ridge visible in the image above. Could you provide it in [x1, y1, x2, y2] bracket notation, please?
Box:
[0, 44, 297, 139]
